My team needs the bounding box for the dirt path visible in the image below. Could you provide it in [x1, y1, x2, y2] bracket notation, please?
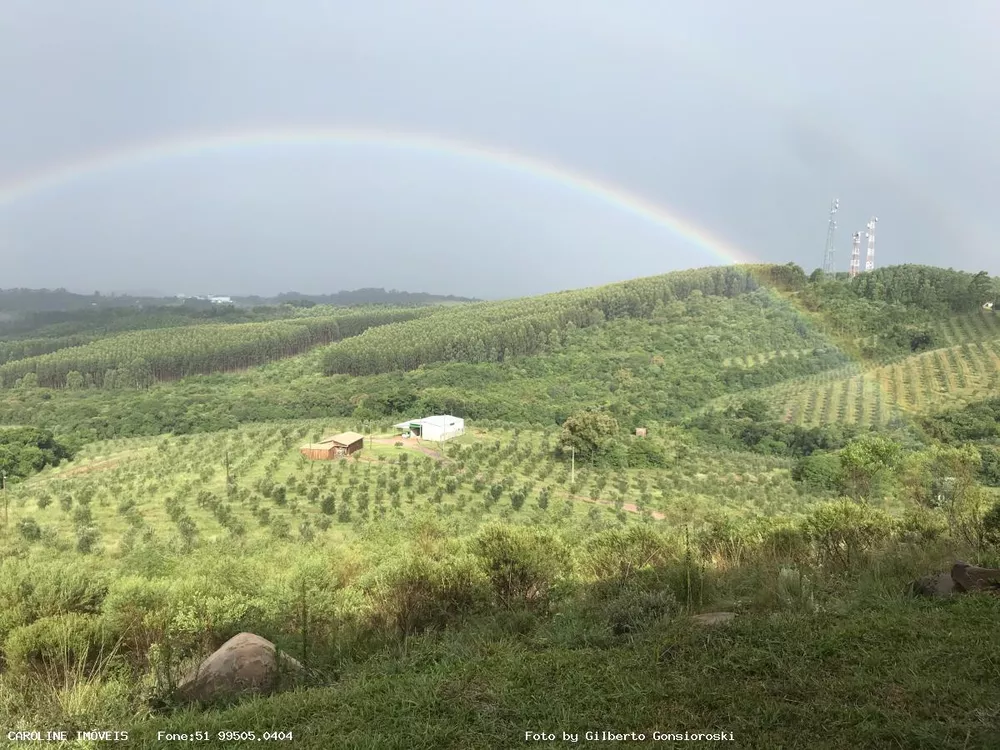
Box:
[371, 436, 446, 460]
[560, 491, 666, 520]
[30, 456, 126, 484]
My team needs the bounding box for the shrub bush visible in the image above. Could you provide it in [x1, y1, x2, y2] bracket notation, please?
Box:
[4, 612, 113, 674]
[8, 561, 110, 620]
[792, 452, 842, 492]
[627, 439, 667, 468]
[591, 583, 676, 636]
[983, 501, 1000, 549]
[101, 576, 172, 656]
[805, 501, 893, 570]
[471, 524, 570, 609]
[17, 517, 42, 542]
[581, 526, 672, 584]
[367, 554, 489, 636]
[895, 507, 950, 544]
[979, 446, 1000, 487]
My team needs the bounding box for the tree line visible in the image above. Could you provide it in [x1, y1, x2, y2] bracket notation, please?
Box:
[0, 309, 427, 389]
[849, 266, 995, 313]
[321, 265, 778, 376]
[0, 426, 75, 481]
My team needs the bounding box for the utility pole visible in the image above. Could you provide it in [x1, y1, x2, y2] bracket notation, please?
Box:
[2, 471, 6, 528]
[571, 447, 575, 485]
[822, 198, 839, 274]
[864, 216, 878, 273]
[848, 231, 862, 278]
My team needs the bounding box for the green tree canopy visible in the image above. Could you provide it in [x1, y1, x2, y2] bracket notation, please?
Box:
[839, 434, 901, 501]
[558, 409, 621, 463]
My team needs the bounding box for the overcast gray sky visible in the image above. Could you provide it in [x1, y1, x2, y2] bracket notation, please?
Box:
[1, 1, 997, 298]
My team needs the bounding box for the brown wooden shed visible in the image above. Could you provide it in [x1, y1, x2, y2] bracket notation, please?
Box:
[299, 431, 365, 460]
[299, 442, 336, 460]
[326, 431, 365, 456]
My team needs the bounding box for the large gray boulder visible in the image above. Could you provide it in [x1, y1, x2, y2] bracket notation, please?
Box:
[951, 562, 1000, 593]
[177, 632, 303, 703]
[910, 572, 958, 598]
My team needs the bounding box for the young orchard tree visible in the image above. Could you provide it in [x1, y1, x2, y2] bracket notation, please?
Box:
[321, 495, 336, 515]
[536, 486, 551, 511]
[510, 487, 527, 511]
[176, 515, 199, 550]
[299, 520, 315, 542]
[76, 526, 99, 553]
[271, 517, 291, 540]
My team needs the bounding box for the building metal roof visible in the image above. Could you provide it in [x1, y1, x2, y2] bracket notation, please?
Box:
[393, 415, 463, 429]
[323, 431, 365, 446]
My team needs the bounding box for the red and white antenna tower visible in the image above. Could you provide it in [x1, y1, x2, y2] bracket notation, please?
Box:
[849, 231, 862, 278]
[864, 216, 878, 272]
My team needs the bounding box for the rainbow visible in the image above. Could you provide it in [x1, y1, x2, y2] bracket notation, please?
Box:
[0, 126, 758, 265]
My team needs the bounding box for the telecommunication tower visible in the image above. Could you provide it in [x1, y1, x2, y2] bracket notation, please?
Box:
[822, 199, 839, 274]
[848, 231, 862, 278]
[864, 216, 878, 272]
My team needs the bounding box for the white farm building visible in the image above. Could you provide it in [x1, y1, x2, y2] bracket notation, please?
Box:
[394, 415, 465, 441]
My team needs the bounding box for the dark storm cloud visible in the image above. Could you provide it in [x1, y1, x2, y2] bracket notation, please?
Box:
[1, 0, 997, 298]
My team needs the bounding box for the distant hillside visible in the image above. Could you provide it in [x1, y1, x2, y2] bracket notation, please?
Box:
[0, 288, 164, 313]
[2, 262, 997, 439]
[0, 286, 478, 315]
[237, 288, 479, 307]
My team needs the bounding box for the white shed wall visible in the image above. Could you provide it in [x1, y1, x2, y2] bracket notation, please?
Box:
[416, 416, 465, 441]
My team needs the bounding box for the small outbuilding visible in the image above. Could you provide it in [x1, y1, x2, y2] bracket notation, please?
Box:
[300, 442, 336, 461]
[299, 431, 365, 460]
[635, 427, 648, 437]
[394, 415, 465, 442]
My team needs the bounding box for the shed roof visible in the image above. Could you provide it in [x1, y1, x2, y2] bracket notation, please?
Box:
[393, 415, 463, 429]
[300, 443, 335, 451]
[324, 431, 365, 446]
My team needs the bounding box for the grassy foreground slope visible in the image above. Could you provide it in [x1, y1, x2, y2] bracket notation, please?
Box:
[138, 593, 1000, 750]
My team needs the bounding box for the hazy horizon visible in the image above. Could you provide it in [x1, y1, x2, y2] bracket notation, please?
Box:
[2, 2, 998, 298]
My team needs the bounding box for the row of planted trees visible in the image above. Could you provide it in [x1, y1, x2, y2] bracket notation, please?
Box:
[11, 419, 813, 558]
[0, 309, 426, 389]
[320, 266, 779, 376]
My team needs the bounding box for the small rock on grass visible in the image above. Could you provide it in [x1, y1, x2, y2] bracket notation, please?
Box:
[692, 612, 736, 626]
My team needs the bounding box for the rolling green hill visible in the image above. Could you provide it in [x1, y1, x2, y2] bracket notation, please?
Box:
[0, 309, 429, 388]
[2, 262, 999, 749]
